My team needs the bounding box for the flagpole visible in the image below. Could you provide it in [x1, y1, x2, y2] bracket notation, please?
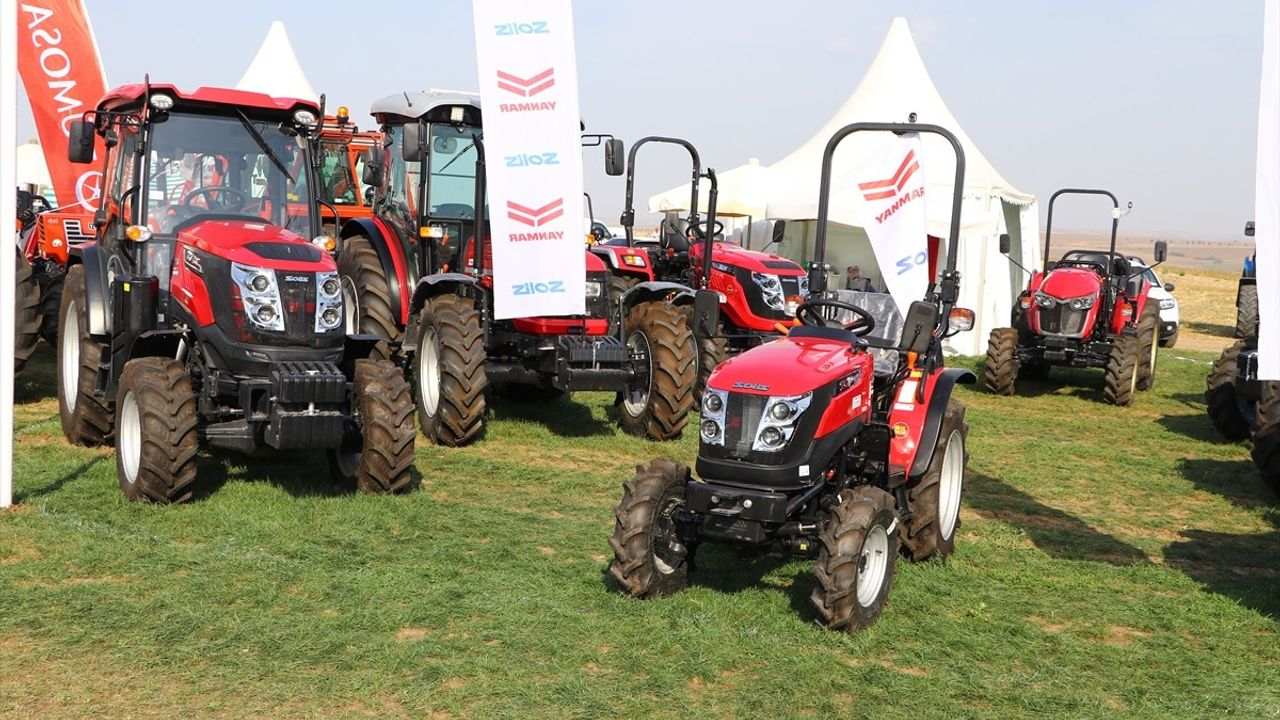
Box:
[2, 0, 20, 508]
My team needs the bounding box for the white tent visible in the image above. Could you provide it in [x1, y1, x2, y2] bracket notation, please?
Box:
[653, 18, 1040, 355]
[235, 21, 318, 102]
[650, 157, 774, 218]
[15, 140, 51, 190]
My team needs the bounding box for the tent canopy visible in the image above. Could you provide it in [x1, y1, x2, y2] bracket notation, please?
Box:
[649, 157, 773, 218]
[15, 141, 51, 188]
[235, 21, 318, 103]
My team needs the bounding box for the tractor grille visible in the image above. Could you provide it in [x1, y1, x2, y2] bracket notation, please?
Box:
[277, 273, 318, 345]
[1038, 302, 1089, 338]
[723, 392, 766, 459]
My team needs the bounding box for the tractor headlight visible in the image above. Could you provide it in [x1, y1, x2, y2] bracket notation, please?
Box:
[752, 392, 812, 453]
[769, 401, 794, 422]
[700, 388, 728, 446]
[759, 426, 785, 448]
[703, 391, 724, 414]
[700, 419, 722, 442]
[293, 108, 318, 127]
[750, 271, 785, 311]
[1067, 295, 1096, 311]
[1034, 291, 1055, 309]
[315, 271, 344, 332]
[585, 280, 605, 299]
[230, 262, 285, 332]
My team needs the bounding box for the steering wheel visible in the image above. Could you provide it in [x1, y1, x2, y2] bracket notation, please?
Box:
[182, 186, 248, 212]
[795, 299, 877, 336]
[688, 218, 725, 240]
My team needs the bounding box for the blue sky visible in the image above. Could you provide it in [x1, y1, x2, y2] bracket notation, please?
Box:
[15, 0, 1267, 238]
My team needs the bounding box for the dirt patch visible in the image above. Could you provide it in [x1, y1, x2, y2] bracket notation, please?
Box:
[394, 627, 428, 643]
[439, 677, 466, 690]
[1027, 615, 1070, 634]
[1097, 625, 1153, 647]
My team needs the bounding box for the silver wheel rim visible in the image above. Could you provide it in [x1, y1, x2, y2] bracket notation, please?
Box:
[61, 301, 80, 410]
[1148, 329, 1159, 374]
[939, 430, 964, 540]
[1129, 354, 1138, 395]
[341, 277, 360, 335]
[856, 524, 890, 607]
[119, 390, 141, 485]
[622, 330, 651, 416]
[418, 325, 441, 416]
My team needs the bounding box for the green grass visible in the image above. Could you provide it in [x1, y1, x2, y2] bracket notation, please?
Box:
[2, 344, 1278, 719]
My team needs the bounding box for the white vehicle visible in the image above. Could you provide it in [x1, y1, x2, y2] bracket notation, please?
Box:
[1130, 256, 1179, 347]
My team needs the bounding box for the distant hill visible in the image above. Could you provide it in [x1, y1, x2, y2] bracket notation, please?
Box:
[1042, 230, 1252, 272]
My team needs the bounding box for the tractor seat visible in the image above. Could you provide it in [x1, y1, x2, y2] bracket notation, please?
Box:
[662, 217, 690, 253]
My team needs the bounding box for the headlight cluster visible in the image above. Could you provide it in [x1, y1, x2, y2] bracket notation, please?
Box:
[1034, 291, 1054, 309]
[751, 271, 785, 311]
[1159, 298, 1176, 310]
[1035, 291, 1095, 311]
[752, 393, 812, 452]
[231, 263, 285, 332]
[1067, 295, 1096, 311]
[700, 388, 728, 446]
[585, 280, 605, 299]
[315, 271, 343, 332]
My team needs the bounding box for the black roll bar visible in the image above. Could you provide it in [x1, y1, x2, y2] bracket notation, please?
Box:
[1043, 188, 1120, 270]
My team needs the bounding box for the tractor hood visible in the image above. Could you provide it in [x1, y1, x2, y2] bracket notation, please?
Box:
[708, 334, 862, 397]
[176, 219, 336, 272]
[1040, 266, 1102, 300]
[692, 242, 805, 276]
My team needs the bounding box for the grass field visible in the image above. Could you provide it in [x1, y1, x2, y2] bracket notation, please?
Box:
[2, 273, 1277, 718]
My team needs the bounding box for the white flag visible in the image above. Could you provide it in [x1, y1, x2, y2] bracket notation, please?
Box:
[1256, 0, 1279, 380]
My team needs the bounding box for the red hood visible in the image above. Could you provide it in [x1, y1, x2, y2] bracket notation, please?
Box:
[691, 242, 805, 276]
[708, 335, 862, 396]
[1040, 266, 1102, 300]
[176, 219, 336, 272]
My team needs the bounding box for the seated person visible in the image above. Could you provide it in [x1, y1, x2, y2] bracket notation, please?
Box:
[844, 265, 877, 292]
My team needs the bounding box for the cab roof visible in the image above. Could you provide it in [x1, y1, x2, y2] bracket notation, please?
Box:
[97, 84, 320, 115]
[370, 89, 482, 124]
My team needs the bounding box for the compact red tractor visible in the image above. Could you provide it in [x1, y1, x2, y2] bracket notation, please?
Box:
[592, 137, 809, 397]
[337, 91, 697, 444]
[58, 82, 415, 502]
[609, 122, 977, 633]
[984, 189, 1166, 406]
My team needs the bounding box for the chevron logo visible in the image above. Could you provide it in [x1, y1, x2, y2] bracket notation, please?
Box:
[507, 198, 564, 227]
[496, 68, 556, 97]
[858, 150, 921, 201]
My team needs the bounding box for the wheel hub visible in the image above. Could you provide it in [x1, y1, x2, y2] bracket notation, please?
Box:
[622, 330, 652, 416]
[61, 301, 79, 410]
[418, 326, 442, 416]
[856, 525, 889, 607]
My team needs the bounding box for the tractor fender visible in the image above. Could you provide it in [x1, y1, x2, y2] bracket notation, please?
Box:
[129, 329, 188, 361]
[404, 273, 485, 348]
[620, 281, 695, 314]
[69, 243, 110, 339]
[340, 217, 409, 325]
[590, 245, 655, 282]
[905, 367, 977, 479]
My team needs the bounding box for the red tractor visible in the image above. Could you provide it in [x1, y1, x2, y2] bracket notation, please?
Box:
[608, 122, 977, 633]
[984, 189, 1166, 406]
[57, 82, 415, 502]
[592, 136, 808, 398]
[336, 91, 697, 444]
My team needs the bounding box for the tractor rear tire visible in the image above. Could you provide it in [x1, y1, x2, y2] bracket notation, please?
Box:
[901, 401, 968, 561]
[1235, 283, 1258, 339]
[1103, 336, 1139, 407]
[13, 249, 42, 374]
[811, 485, 899, 633]
[115, 358, 199, 504]
[616, 302, 696, 441]
[338, 235, 401, 341]
[331, 359, 416, 494]
[608, 458, 691, 598]
[57, 265, 114, 446]
[1136, 300, 1160, 391]
[983, 328, 1019, 396]
[608, 274, 640, 337]
[1253, 382, 1280, 499]
[680, 305, 729, 409]
[37, 270, 64, 346]
[414, 294, 487, 446]
[1206, 340, 1252, 441]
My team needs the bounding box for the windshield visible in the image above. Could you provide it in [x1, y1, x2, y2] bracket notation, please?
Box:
[317, 139, 358, 205]
[143, 111, 315, 237]
[428, 123, 480, 220]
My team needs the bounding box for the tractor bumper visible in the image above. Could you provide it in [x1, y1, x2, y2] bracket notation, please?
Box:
[487, 334, 632, 392]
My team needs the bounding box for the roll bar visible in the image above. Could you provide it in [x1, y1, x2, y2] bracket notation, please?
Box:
[1043, 188, 1123, 270]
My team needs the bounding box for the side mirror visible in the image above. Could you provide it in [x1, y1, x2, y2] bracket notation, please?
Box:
[361, 149, 382, 188]
[402, 122, 423, 162]
[691, 289, 721, 339]
[1153, 240, 1167, 264]
[68, 119, 95, 164]
[1164, 282, 1175, 292]
[769, 219, 786, 246]
[998, 232, 1011, 255]
[604, 138, 625, 177]
[1244, 221, 1255, 237]
[898, 301, 939, 354]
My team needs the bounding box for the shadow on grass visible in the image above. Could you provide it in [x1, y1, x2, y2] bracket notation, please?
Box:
[965, 471, 1148, 565]
[1185, 320, 1236, 339]
[1178, 458, 1273, 511]
[14, 455, 107, 503]
[189, 450, 362, 502]
[1005, 366, 1108, 401]
[1164, 509, 1280, 618]
[1157, 413, 1224, 444]
[14, 345, 56, 404]
[490, 393, 615, 438]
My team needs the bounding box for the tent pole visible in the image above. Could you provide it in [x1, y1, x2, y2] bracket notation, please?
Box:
[2, 0, 18, 508]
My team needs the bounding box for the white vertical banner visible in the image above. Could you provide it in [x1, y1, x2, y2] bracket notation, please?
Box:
[1256, 0, 1279, 380]
[840, 134, 929, 315]
[473, 0, 585, 319]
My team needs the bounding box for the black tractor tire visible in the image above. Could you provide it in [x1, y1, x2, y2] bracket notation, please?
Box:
[36, 270, 64, 346]
[983, 328, 1019, 396]
[1103, 336, 1140, 407]
[1205, 340, 1252, 441]
[57, 265, 114, 446]
[1235, 283, 1258, 339]
[1159, 324, 1179, 349]
[679, 305, 730, 409]
[901, 401, 969, 561]
[330, 359, 416, 494]
[13, 249, 42, 374]
[337, 235, 401, 341]
[811, 485, 900, 633]
[608, 458, 691, 598]
[114, 358, 199, 504]
[1136, 300, 1160, 391]
[1253, 382, 1280, 499]
[413, 294, 487, 446]
[607, 274, 641, 337]
[616, 302, 696, 441]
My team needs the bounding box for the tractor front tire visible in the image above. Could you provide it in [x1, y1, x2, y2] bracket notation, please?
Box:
[13, 249, 41, 374]
[331, 359, 416, 494]
[901, 401, 968, 561]
[1235, 283, 1258, 339]
[616, 302, 696, 441]
[115, 358, 199, 504]
[679, 305, 729, 409]
[1136, 300, 1160, 391]
[1252, 382, 1280, 499]
[337, 235, 401, 341]
[1103, 336, 1140, 407]
[57, 265, 114, 445]
[811, 485, 899, 633]
[983, 328, 1019, 396]
[1206, 340, 1252, 441]
[607, 274, 641, 337]
[413, 294, 487, 446]
[608, 458, 691, 598]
